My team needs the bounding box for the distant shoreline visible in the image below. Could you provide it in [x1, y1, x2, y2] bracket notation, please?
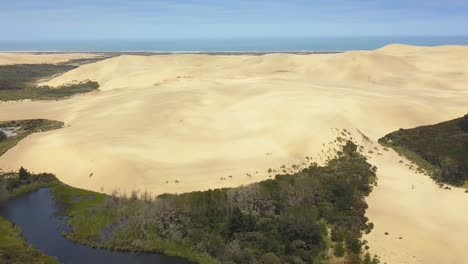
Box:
[1, 51, 343, 55]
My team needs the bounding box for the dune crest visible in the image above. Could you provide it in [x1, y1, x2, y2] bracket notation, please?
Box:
[41, 45, 468, 92]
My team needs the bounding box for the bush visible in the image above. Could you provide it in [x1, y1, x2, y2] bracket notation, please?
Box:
[260, 252, 281, 264]
[460, 114, 468, 132]
[0, 131, 6, 141]
[333, 243, 345, 257]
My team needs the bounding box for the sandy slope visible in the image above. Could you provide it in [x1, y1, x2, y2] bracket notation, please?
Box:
[0, 53, 100, 65]
[362, 141, 468, 264]
[0, 44, 468, 263]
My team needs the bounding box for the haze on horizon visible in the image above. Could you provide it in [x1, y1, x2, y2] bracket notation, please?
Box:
[1, 0, 468, 41]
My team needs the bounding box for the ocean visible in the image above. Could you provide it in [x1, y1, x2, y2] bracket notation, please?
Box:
[1, 36, 468, 52]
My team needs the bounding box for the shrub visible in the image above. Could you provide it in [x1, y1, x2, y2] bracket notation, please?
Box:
[333, 243, 345, 257]
[260, 252, 281, 264]
[0, 130, 6, 141]
[460, 114, 468, 132]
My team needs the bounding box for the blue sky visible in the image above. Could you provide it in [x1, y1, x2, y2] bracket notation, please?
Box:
[1, 0, 467, 40]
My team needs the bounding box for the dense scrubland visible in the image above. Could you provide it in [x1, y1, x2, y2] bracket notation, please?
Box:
[0, 118, 380, 263]
[379, 114, 468, 187]
[0, 121, 381, 264]
[44, 140, 378, 264]
[0, 62, 99, 101]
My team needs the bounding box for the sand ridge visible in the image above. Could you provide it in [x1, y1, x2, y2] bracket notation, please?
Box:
[1, 44, 468, 264]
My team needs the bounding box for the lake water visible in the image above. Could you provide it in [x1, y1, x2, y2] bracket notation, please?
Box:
[1, 36, 468, 52]
[0, 188, 192, 264]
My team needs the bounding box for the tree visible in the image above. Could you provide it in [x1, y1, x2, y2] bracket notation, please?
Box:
[227, 207, 256, 236]
[18, 167, 30, 182]
[459, 114, 468, 132]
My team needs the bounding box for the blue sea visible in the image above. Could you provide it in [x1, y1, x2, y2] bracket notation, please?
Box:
[1, 36, 468, 52]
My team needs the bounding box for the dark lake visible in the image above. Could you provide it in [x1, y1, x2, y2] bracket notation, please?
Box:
[0, 188, 192, 264]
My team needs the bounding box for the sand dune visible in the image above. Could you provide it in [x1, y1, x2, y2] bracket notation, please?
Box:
[1, 45, 468, 263]
[0, 53, 101, 65]
[363, 141, 468, 264]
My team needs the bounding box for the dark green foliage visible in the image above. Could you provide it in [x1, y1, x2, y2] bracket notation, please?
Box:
[460, 114, 468, 132]
[0, 168, 59, 196]
[55, 140, 377, 263]
[18, 167, 30, 182]
[0, 131, 5, 141]
[0, 64, 76, 90]
[0, 81, 99, 101]
[333, 242, 345, 257]
[0, 63, 100, 101]
[380, 115, 468, 185]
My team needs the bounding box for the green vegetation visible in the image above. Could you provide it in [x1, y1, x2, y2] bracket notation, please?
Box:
[0, 81, 99, 101]
[0, 119, 64, 156]
[0, 64, 75, 90]
[0, 217, 58, 264]
[52, 141, 380, 264]
[0, 63, 99, 101]
[0, 117, 380, 263]
[0, 169, 60, 264]
[379, 114, 468, 186]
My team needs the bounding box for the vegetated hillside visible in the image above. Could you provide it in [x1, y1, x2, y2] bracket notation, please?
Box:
[52, 141, 380, 264]
[0, 62, 100, 101]
[379, 114, 468, 186]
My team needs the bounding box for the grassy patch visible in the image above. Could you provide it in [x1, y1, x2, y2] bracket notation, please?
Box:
[0, 81, 99, 101]
[50, 184, 110, 242]
[0, 216, 59, 264]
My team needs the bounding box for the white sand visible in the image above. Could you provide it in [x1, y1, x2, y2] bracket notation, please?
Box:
[362, 142, 468, 264]
[0, 44, 468, 263]
[0, 53, 101, 65]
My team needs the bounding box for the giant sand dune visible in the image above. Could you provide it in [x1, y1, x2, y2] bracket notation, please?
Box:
[0, 45, 467, 263]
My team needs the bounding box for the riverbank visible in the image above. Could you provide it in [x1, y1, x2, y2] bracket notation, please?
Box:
[0, 169, 60, 263]
[0, 216, 58, 264]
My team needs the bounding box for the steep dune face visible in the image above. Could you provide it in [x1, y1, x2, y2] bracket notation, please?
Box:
[362, 141, 468, 264]
[1, 45, 468, 264]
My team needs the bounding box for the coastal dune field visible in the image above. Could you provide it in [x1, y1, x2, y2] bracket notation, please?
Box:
[0, 44, 467, 263]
